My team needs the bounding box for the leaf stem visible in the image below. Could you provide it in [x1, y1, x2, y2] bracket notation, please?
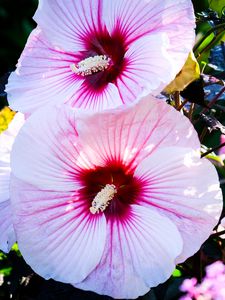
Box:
[177, 99, 189, 111]
[200, 127, 208, 143]
[201, 141, 225, 158]
[188, 103, 195, 120]
[174, 91, 181, 110]
[211, 229, 225, 238]
[201, 86, 225, 114]
[193, 23, 225, 52]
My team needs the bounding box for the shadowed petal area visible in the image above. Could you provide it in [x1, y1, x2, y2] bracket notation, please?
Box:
[0, 150, 12, 252]
[11, 176, 107, 283]
[0, 156, 10, 203]
[0, 202, 15, 253]
[135, 147, 223, 262]
[6, 28, 83, 114]
[0, 113, 24, 252]
[76, 95, 200, 166]
[76, 205, 182, 299]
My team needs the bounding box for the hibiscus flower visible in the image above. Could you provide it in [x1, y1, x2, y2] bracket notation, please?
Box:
[10, 95, 222, 298]
[0, 113, 24, 252]
[7, 0, 195, 113]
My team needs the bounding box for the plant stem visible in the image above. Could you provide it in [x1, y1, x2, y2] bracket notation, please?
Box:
[193, 86, 225, 126]
[200, 127, 208, 143]
[211, 230, 225, 238]
[174, 91, 181, 110]
[201, 141, 225, 158]
[193, 23, 225, 52]
[201, 86, 225, 114]
[188, 103, 195, 121]
[178, 99, 189, 111]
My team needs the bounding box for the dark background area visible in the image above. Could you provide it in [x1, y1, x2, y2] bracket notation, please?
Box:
[0, 0, 37, 76]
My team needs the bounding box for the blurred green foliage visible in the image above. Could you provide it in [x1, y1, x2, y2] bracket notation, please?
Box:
[0, 0, 37, 75]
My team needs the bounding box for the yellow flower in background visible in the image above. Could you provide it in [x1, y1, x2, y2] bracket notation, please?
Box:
[164, 51, 200, 94]
[0, 107, 16, 133]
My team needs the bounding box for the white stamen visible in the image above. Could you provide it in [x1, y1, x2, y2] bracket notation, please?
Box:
[90, 184, 117, 214]
[71, 55, 111, 76]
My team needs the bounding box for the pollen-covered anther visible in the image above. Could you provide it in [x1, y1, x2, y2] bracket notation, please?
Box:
[90, 184, 117, 214]
[71, 55, 111, 76]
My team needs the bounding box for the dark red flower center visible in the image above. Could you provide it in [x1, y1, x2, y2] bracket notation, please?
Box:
[75, 28, 128, 93]
[78, 161, 142, 219]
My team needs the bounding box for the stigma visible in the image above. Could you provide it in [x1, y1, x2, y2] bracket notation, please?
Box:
[71, 55, 111, 76]
[90, 184, 117, 214]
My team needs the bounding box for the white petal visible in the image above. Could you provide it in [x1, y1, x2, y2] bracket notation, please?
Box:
[76, 95, 200, 166]
[11, 176, 107, 283]
[135, 147, 223, 262]
[76, 205, 182, 299]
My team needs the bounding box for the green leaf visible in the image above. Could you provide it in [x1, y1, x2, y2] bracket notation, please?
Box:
[0, 252, 6, 261]
[172, 269, 182, 278]
[209, 0, 225, 16]
[0, 267, 12, 276]
[206, 153, 224, 166]
[11, 243, 21, 256]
